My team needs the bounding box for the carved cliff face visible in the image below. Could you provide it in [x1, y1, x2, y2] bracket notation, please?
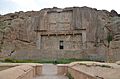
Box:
[0, 7, 119, 58]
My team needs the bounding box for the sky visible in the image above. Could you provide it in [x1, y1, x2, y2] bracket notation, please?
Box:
[0, 0, 120, 15]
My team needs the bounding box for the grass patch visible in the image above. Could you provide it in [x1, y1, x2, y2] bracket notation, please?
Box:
[3, 58, 54, 63]
[3, 58, 103, 64]
[4, 58, 16, 63]
[3, 58, 84, 64]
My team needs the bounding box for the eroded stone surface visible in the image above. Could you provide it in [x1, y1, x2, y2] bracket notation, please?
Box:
[0, 7, 120, 61]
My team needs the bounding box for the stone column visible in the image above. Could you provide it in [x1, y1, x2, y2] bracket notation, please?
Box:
[82, 30, 87, 49]
[36, 33, 41, 49]
[72, 7, 82, 29]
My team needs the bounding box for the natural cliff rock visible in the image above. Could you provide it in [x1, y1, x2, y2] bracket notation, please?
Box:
[0, 6, 120, 61]
[0, 11, 40, 57]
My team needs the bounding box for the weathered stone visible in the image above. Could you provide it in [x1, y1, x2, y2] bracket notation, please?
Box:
[0, 6, 120, 62]
[110, 10, 118, 17]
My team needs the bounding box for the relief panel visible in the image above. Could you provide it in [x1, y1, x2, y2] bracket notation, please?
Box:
[48, 11, 72, 31]
[41, 34, 82, 50]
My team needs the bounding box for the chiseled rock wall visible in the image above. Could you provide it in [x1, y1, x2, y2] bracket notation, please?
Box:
[0, 6, 120, 61]
[110, 41, 120, 62]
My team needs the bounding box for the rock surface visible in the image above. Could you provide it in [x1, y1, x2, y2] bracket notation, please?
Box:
[0, 6, 120, 61]
[72, 62, 120, 79]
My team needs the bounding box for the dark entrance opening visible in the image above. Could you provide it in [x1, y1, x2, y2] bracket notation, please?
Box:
[59, 40, 64, 49]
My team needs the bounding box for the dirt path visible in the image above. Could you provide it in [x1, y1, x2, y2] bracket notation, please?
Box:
[34, 64, 68, 79]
